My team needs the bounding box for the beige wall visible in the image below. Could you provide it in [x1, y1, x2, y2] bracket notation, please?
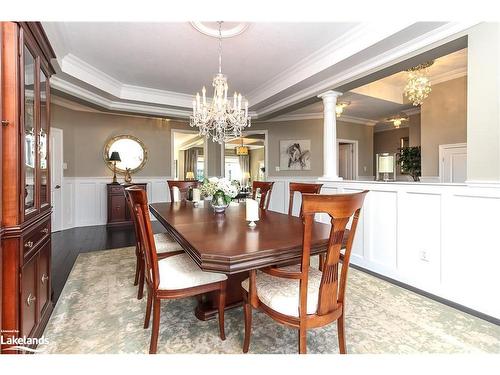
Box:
[51, 104, 190, 178]
[252, 118, 373, 178]
[420, 76, 467, 177]
[408, 113, 421, 147]
[249, 148, 265, 181]
[374, 127, 410, 180]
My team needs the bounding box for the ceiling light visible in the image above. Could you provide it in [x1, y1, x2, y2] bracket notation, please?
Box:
[190, 21, 251, 144]
[403, 61, 434, 106]
[235, 138, 249, 155]
[335, 102, 350, 117]
[386, 113, 409, 128]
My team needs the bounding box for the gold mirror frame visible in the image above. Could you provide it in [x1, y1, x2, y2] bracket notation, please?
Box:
[103, 135, 148, 174]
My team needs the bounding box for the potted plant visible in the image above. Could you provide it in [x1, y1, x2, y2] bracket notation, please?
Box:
[397, 146, 421, 182]
[200, 177, 239, 213]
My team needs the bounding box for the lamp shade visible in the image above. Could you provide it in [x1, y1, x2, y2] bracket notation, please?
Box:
[109, 151, 121, 162]
[185, 171, 195, 180]
[378, 155, 394, 173]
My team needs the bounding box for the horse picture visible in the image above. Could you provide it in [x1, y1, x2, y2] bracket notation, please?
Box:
[279, 139, 311, 170]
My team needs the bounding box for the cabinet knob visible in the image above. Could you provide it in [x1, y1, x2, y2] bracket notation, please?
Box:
[24, 241, 34, 249]
[1, 120, 9, 126]
[26, 293, 36, 307]
[41, 228, 49, 234]
[41, 274, 49, 284]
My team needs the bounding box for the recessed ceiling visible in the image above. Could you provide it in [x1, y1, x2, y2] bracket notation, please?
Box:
[42, 22, 477, 120]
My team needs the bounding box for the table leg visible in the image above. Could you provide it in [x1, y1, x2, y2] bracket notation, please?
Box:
[194, 271, 249, 321]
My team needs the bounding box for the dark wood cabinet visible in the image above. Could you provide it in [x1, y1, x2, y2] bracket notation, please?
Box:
[107, 183, 147, 227]
[1, 22, 56, 353]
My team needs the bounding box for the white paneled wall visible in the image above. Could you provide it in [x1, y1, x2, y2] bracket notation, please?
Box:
[267, 178, 500, 319]
[62, 177, 171, 230]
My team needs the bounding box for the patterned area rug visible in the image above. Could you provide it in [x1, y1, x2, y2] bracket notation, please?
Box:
[38, 247, 500, 354]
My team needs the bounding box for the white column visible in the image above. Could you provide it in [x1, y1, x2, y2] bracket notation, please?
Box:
[318, 90, 342, 180]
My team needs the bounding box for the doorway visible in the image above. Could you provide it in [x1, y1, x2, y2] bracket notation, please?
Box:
[337, 139, 358, 181]
[50, 127, 63, 232]
[439, 143, 467, 183]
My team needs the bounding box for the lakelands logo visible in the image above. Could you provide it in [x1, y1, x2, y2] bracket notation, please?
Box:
[1, 331, 49, 353]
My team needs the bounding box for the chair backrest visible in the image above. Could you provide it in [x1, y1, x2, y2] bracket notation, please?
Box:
[288, 182, 323, 216]
[126, 187, 160, 290]
[124, 186, 141, 251]
[299, 191, 368, 317]
[167, 180, 199, 202]
[252, 181, 274, 210]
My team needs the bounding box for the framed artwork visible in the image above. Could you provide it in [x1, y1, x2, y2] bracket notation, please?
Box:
[279, 139, 311, 170]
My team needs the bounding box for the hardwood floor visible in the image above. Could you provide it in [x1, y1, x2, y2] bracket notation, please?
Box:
[51, 221, 164, 303]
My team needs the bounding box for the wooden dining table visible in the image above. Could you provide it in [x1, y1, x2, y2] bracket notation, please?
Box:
[149, 200, 334, 320]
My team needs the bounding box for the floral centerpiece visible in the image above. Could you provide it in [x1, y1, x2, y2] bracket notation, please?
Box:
[200, 177, 239, 213]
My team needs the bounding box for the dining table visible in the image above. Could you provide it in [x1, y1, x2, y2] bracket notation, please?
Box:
[149, 200, 335, 320]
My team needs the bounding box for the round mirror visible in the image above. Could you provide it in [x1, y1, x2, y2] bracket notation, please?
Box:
[104, 135, 148, 174]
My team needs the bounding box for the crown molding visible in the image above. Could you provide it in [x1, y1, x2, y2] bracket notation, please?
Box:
[431, 66, 467, 85]
[246, 22, 413, 107]
[51, 76, 192, 118]
[374, 122, 410, 132]
[255, 22, 478, 119]
[339, 115, 378, 126]
[402, 107, 421, 116]
[258, 112, 324, 123]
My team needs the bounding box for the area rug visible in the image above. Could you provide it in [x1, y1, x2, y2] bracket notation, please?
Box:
[38, 247, 500, 354]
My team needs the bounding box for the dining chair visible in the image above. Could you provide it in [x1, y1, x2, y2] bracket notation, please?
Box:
[241, 190, 368, 354]
[288, 182, 323, 216]
[126, 187, 227, 354]
[124, 188, 184, 300]
[167, 180, 199, 202]
[251, 181, 274, 210]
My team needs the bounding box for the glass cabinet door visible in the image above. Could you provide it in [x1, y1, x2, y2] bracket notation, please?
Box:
[23, 45, 37, 215]
[39, 70, 50, 209]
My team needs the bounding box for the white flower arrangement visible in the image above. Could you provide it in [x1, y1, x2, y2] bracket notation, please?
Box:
[201, 177, 239, 202]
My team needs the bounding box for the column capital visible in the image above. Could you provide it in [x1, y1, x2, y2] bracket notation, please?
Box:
[317, 90, 343, 102]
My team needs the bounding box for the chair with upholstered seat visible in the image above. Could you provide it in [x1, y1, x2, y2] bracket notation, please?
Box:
[167, 180, 199, 202]
[252, 181, 274, 210]
[126, 187, 227, 354]
[241, 190, 368, 354]
[125, 188, 184, 300]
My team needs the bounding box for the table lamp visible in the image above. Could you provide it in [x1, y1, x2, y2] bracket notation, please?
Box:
[109, 151, 121, 184]
[185, 171, 195, 180]
[377, 153, 395, 182]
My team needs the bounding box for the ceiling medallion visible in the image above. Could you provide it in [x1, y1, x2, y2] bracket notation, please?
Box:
[190, 21, 251, 144]
[403, 60, 434, 106]
[190, 21, 249, 38]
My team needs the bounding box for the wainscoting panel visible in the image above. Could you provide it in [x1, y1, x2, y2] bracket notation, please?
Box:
[62, 176, 172, 229]
[264, 178, 500, 319]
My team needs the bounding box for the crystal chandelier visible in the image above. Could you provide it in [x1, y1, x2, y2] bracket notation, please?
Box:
[190, 21, 251, 144]
[403, 61, 434, 106]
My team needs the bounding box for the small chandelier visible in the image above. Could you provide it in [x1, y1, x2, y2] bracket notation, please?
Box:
[190, 21, 251, 144]
[235, 137, 249, 156]
[403, 61, 434, 106]
[386, 113, 409, 128]
[336, 102, 350, 118]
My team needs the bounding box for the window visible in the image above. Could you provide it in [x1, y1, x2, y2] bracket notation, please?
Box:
[225, 156, 242, 182]
[196, 156, 204, 180]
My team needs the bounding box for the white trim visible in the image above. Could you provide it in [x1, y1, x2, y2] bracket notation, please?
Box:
[402, 107, 421, 116]
[254, 22, 477, 119]
[260, 112, 324, 123]
[374, 123, 410, 132]
[438, 143, 467, 183]
[339, 115, 378, 126]
[465, 180, 500, 188]
[170, 129, 207, 179]
[432, 66, 467, 85]
[337, 139, 359, 181]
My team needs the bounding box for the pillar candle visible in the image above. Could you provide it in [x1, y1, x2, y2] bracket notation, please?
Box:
[246, 198, 259, 222]
[172, 186, 181, 202]
[192, 188, 201, 202]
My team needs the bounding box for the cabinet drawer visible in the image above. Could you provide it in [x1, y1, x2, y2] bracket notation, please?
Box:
[23, 217, 51, 259]
[21, 256, 37, 338]
[108, 185, 124, 194]
[37, 241, 51, 317]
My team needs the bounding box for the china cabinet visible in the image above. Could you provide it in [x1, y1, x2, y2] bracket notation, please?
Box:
[1, 22, 55, 353]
